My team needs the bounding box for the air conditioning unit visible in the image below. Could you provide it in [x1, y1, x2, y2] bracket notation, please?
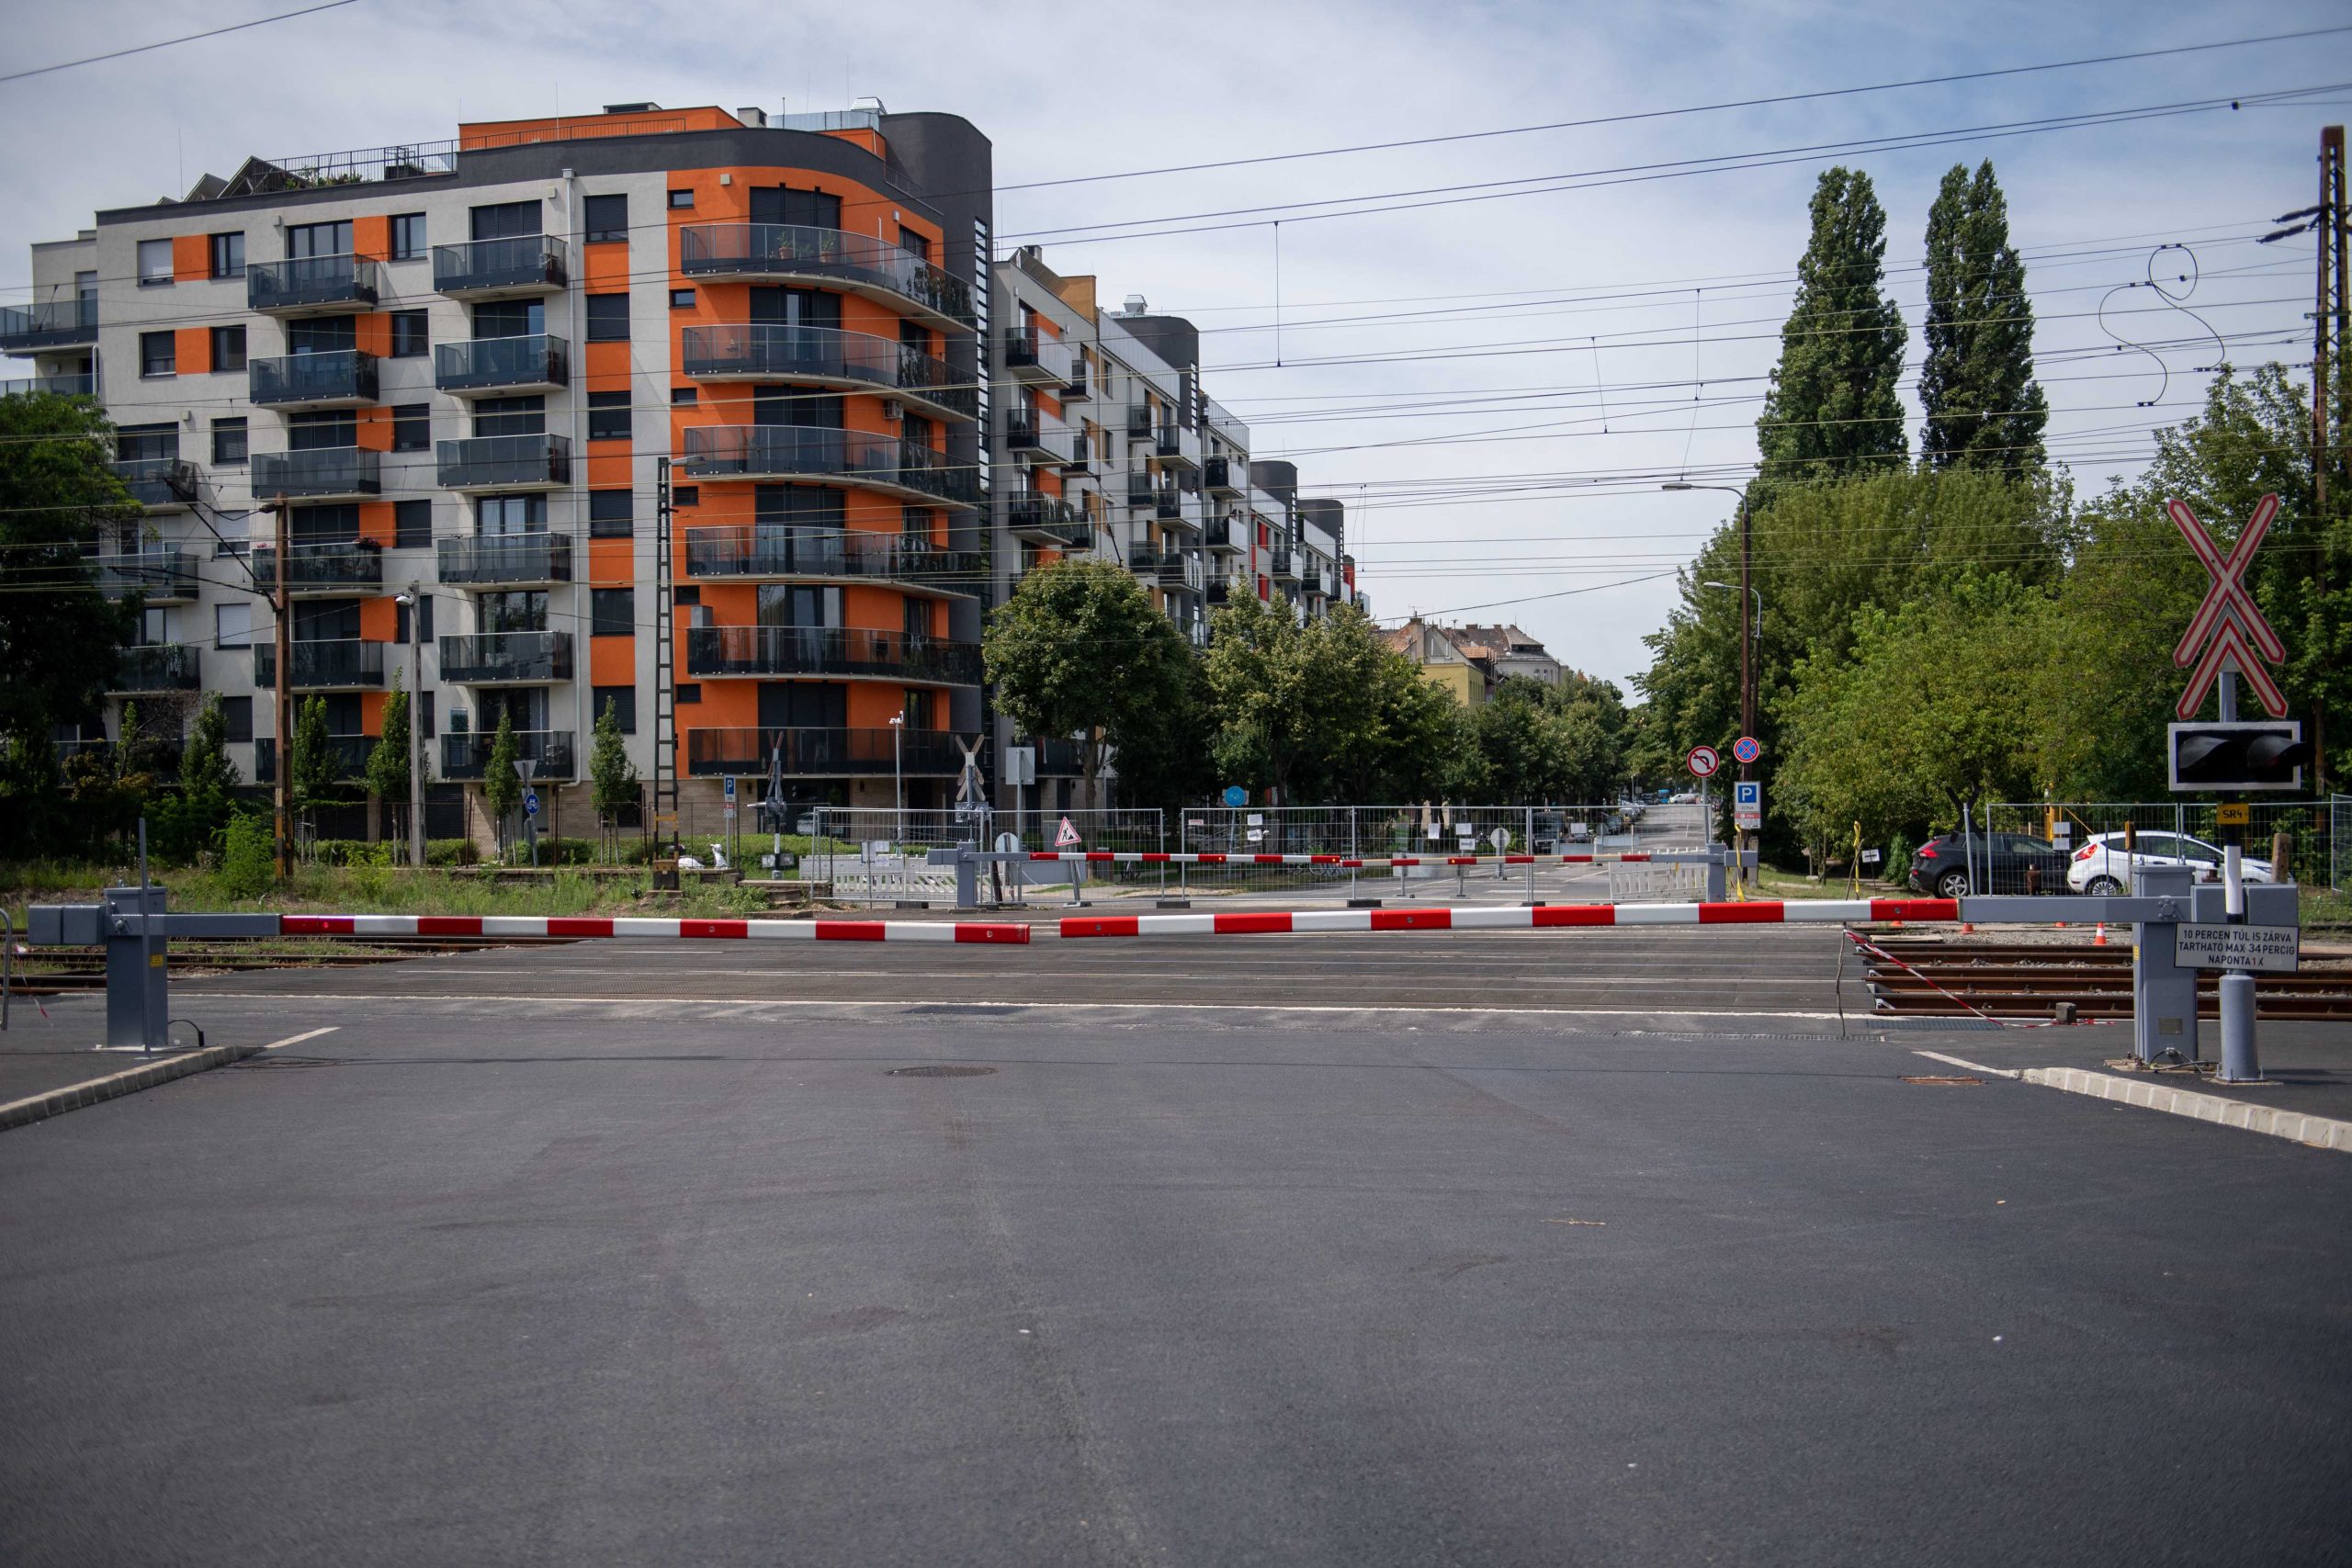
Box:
[881, 399, 905, 423]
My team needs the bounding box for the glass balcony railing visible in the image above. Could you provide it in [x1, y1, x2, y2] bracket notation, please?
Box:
[111, 643, 201, 692]
[0, 297, 97, 351]
[252, 538, 383, 593]
[1003, 493, 1090, 550]
[441, 728, 575, 779]
[435, 334, 569, 393]
[684, 526, 979, 590]
[1270, 550, 1298, 581]
[112, 457, 198, 508]
[437, 631, 574, 684]
[684, 626, 982, 684]
[678, 325, 974, 418]
[1, 372, 97, 399]
[1204, 457, 1241, 493]
[252, 446, 379, 499]
[1131, 548, 1204, 592]
[94, 548, 198, 600]
[435, 532, 573, 586]
[685, 727, 976, 777]
[677, 223, 975, 327]
[247, 254, 381, 313]
[1200, 516, 1236, 552]
[254, 639, 386, 688]
[1125, 403, 1154, 439]
[435, 433, 570, 490]
[249, 350, 379, 407]
[431, 234, 570, 296]
[1002, 325, 1074, 383]
[679, 426, 977, 506]
[254, 734, 376, 783]
[1034, 737, 1086, 775]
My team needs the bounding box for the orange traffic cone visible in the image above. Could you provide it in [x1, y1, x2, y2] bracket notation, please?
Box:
[2093, 922, 2108, 947]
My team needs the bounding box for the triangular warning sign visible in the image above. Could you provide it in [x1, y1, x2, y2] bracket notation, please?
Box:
[1055, 816, 1081, 848]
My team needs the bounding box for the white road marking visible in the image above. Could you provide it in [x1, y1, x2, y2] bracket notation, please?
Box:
[260, 1026, 340, 1052]
[1910, 1049, 2022, 1080]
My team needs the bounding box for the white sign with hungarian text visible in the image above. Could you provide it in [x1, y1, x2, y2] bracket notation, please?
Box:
[2174, 923, 2300, 974]
[1733, 781, 1762, 831]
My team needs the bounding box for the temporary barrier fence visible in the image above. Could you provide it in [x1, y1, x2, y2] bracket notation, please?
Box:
[1172, 803, 1656, 900]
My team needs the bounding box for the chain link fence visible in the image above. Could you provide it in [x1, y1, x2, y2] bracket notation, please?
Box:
[1168, 803, 1662, 903]
[1986, 799, 2346, 927]
[803, 807, 1166, 906]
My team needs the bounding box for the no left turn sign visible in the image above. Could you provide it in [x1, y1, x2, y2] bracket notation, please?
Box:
[1686, 745, 1720, 779]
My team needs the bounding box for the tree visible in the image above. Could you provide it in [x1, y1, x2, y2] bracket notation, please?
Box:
[152, 692, 240, 863]
[0, 392, 138, 755]
[1920, 161, 2048, 473]
[985, 558, 1194, 804]
[482, 710, 521, 858]
[290, 694, 341, 850]
[365, 671, 413, 847]
[1469, 674, 1632, 804]
[588, 694, 640, 857]
[182, 691, 240, 795]
[1203, 590, 1306, 798]
[1753, 167, 1909, 504]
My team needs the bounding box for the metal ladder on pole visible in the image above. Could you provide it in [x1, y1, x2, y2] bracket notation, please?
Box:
[651, 457, 678, 847]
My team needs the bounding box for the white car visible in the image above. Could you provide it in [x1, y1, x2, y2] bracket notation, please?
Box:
[2066, 830, 2273, 895]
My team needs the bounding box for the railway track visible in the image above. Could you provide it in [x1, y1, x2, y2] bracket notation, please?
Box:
[6, 935, 582, 998]
[1858, 938, 2352, 1021]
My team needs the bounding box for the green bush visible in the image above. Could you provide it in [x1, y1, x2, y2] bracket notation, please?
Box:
[425, 838, 481, 867]
[220, 812, 276, 898]
[1883, 832, 1912, 886]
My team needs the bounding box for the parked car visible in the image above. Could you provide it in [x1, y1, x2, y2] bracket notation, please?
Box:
[2066, 831, 2273, 895]
[1905, 832, 2075, 898]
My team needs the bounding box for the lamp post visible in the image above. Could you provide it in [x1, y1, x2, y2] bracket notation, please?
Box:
[395, 585, 424, 869]
[1664, 482, 1756, 885]
[888, 712, 906, 846]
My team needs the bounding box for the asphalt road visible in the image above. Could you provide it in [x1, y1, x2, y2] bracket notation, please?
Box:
[4, 934, 2348, 1566]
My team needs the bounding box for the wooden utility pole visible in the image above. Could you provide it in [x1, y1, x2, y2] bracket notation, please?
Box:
[2314, 127, 2345, 793]
[269, 493, 292, 881]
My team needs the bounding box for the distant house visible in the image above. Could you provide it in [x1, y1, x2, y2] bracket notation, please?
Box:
[1381, 619, 1566, 705]
[1450, 624, 1562, 687]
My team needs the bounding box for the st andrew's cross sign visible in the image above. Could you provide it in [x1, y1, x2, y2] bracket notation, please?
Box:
[2169, 495, 2288, 720]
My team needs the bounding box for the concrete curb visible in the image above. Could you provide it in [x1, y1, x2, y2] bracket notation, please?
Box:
[0, 1041, 265, 1134]
[2019, 1066, 2352, 1153]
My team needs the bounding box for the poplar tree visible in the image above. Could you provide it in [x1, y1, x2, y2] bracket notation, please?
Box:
[1920, 160, 2048, 473]
[1754, 167, 1909, 503]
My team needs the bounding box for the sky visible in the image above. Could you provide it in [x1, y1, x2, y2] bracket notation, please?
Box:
[3, 0, 2348, 689]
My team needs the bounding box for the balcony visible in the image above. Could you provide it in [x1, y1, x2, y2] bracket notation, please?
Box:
[1202, 516, 1237, 553]
[0, 298, 96, 351]
[252, 446, 379, 501]
[1155, 422, 1202, 468]
[435, 532, 574, 588]
[1064, 431, 1095, 475]
[1205, 457, 1243, 495]
[1205, 578, 1233, 606]
[1005, 410, 1073, 464]
[249, 350, 379, 410]
[1, 372, 96, 399]
[1062, 358, 1090, 400]
[676, 223, 976, 331]
[253, 538, 384, 595]
[1155, 488, 1182, 522]
[437, 631, 574, 684]
[684, 525, 981, 592]
[1131, 548, 1204, 592]
[254, 734, 376, 783]
[111, 643, 201, 692]
[435, 433, 570, 491]
[441, 728, 575, 780]
[679, 324, 974, 420]
[1003, 326, 1074, 386]
[254, 638, 387, 689]
[432, 234, 571, 299]
[1270, 550, 1299, 583]
[113, 457, 198, 510]
[1125, 403, 1154, 441]
[95, 548, 199, 602]
[1003, 493, 1090, 550]
[435, 334, 569, 396]
[679, 426, 977, 506]
[685, 726, 976, 777]
[1035, 737, 1086, 775]
[246, 254, 381, 315]
[1125, 472, 1159, 508]
[684, 626, 982, 685]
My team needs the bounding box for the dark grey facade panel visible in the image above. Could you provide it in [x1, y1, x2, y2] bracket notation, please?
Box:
[1117, 315, 1201, 374]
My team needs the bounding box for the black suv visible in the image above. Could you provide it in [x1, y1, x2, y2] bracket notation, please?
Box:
[1905, 832, 2073, 898]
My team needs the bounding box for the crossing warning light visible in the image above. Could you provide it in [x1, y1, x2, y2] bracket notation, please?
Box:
[2166, 721, 2310, 792]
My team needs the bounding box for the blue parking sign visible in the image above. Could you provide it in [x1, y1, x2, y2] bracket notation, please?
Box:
[523, 789, 540, 818]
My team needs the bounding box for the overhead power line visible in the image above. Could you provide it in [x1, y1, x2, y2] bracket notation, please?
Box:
[0, 0, 361, 86]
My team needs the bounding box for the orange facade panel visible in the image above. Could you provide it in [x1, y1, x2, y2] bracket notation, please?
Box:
[588, 539, 635, 585]
[171, 234, 208, 283]
[175, 327, 211, 377]
[353, 312, 390, 357]
[584, 449, 631, 490]
[354, 406, 392, 453]
[689, 682, 757, 728]
[459, 107, 740, 151]
[356, 502, 396, 547]
[582, 340, 631, 393]
[358, 598, 398, 640]
[845, 684, 910, 728]
[352, 215, 390, 263]
[589, 637, 636, 685]
[582, 242, 633, 290]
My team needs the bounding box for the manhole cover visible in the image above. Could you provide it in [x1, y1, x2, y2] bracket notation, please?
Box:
[888, 1065, 997, 1078]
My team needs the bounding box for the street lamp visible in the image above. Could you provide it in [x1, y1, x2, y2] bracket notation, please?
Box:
[1665, 482, 1757, 886]
[394, 586, 424, 870]
[888, 713, 906, 847]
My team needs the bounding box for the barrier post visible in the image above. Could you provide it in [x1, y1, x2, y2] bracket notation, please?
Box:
[2132, 865, 2198, 1064]
[1705, 845, 1728, 902]
[103, 882, 170, 1052]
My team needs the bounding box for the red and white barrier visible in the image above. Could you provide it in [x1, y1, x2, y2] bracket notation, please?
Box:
[1026, 851, 1681, 868]
[279, 898, 1958, 945]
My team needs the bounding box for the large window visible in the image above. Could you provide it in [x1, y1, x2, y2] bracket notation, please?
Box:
[286, 220, 352, 258]
[477, 493, 546, 535]
[209, 231, 244, 278]
[591, 588, 635, 637]
[137, 238, 173, 287]
[210, 417, 247, 467]
[116, 424, 177, 463]
[394, 499, 431, 548]
[139, 331, 175, 378]
[390, 213, 426, 260]
[471, 299, 542, 338]
[585, 294, 629, 342]
[588, 391, 631, 443]
[223, 695, 254, 743]
[209, 324, 246, 371]
[583, 194, 628, 243]
[593, 686, 637, 733]
[390, 310, 429, 358]
[470, 396, 546, 438]
[589, 490, 632, 539]
[288, 410, 357, 450]
[215, 602, 253, 649]
[390, 404, 430, 452]
[469, 201, 540, 241]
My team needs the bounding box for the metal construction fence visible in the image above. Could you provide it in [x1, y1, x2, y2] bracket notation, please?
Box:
[1984, 800, 2335, 880]
[1170, 803, 1654, 901]
[801, 807, 1166, 905]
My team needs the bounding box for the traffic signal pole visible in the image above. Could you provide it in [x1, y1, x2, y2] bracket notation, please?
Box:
[2213, 670, 2261, 1082]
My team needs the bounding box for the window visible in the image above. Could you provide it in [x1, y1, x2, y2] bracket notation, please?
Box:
[216, 603, 254, 649]
[584, 194, 628, 243]
[671, 386, 697, 406]
[469, 201, 539, 242]
[209, 231, 244, 278]
[223, 695, 254, 744]
[673, 486, 698, 507]
[138, 238, 174, 286]
[898, 226, 931, 262]
[288, 409, 357, 450]
[585, 294, 629, 342]
[390, 213, 426, 260]
[676, 683, 701, 704]
[591, 588, 635, 637]
[589, 490, 632, 539]
[674, 586, 700, 606]
[395, 594, 436, 646]
[477, 494, 545, 534]
[117, 424, 177, 463]
[139, 331, 175, 377]
[594, 686, 638, 733]
[470, 395, 546, 438]
[668, 189, 695, 209]
[471, 299, 542, 339]
[588, 390, 631, 442]
[390, 403, 430, 452]
[209, 323, 246, 371]
[669, 288, 695, 309]
[390, 310, 429, 357]
[210, 417, 247, 467]
[394, 499, 431, 548]
[286, 220, 352, 258]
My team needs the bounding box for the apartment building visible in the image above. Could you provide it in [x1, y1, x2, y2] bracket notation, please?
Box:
[4, 102, 993, 835]
[1379, 621, 1563, 706]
